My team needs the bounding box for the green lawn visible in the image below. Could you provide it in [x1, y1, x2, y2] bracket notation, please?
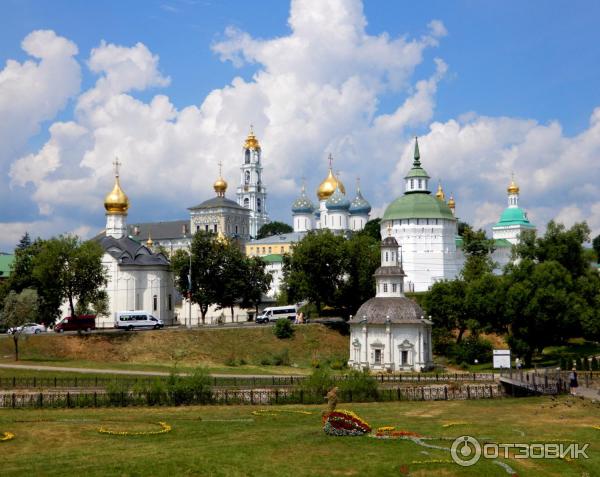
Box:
[1, 397, 598, 476]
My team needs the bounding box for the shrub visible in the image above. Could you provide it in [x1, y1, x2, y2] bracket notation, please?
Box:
[302, 367, 334, 397]
[167, 367, 211, 405]
[272, 348, 291, 366]
[339, 369, 378, 401]
[273, 318, 294, 339]
[224, 355, 238, 367]
[259, 356, 273, 366]
[450, 335, 493, 365]
[329, 358, 347, 370]
[106, 381, 130, 406]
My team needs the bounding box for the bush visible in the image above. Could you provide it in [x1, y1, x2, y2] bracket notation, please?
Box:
[273, 318, 294, 339]
[302, 367, 334, 396]
[450, 335, 493, 365]
[167, 367, 211, 405]
[224, 355, 238, 367]
[339, 369, 378, 401]
[272, 348, 291, 366]
[259, 356, 273, 366]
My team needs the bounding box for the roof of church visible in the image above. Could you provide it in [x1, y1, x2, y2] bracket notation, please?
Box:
[455, 237, 513, 249]
[97, 236, 170, 267]
[383, 193, 455, 221]
[373, 265, 405, 277]
[326, 186, 351, 211]
[127, 220, 189, 241]
[350, 297, 427, 324]
[493, 207, 536, 228]
[349, 189, 371, 215]
[248, 232, 306, 245]
[188, 196, 248, 211]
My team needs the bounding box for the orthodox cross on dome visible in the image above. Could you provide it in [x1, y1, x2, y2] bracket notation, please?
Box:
[356, 177, 361, 190]
[218, 160, 223, 177]
[113, 158, 122, 178]
[328, 153, 334, 170]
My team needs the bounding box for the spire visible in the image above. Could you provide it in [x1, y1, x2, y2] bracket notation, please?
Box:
[413, 136, 421, 167]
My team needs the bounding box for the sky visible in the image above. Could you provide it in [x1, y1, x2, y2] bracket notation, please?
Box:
[2, 0, 600, 251]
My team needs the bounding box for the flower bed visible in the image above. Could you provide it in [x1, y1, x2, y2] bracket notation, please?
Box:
[97, 421, 172, 436]
[322, 409, 371, 436]
[1, 431, 15, 442]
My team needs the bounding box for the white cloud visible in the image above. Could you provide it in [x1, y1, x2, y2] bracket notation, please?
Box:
[0, 30, 80, 164]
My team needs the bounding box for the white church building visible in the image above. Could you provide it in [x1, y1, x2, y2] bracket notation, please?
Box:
[348, 232, 433, 372]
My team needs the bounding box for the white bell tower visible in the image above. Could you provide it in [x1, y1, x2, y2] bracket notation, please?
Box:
[237, 126, 269, 238]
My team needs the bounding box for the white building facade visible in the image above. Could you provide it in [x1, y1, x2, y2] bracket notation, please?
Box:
[348, 235, 433, 372]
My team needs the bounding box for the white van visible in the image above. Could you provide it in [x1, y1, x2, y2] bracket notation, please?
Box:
[256, 305, 297, 324]
[115, 311, 164, 330]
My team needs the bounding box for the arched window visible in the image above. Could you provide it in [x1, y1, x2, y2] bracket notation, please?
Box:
[257, 198, 262, 212]
[245, 171, 250, 184]
[245, 149, 250, 164]
[243, 198, 250, 208]
[153, 295, 158, 311]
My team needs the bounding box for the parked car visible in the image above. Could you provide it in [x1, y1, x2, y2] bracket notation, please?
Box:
[54, 315, 96, 333]
[7, 323, 46, 335]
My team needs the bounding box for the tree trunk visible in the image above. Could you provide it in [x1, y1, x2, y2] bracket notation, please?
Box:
[69, 294, 76, 319]
[200, 305, 208, 325]
[456, 326, 466, 344]
[13, 335, 19, 361]
[230, 306, 234, 323]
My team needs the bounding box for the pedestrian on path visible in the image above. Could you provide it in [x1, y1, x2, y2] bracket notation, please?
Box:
[569, 368, 578, 395]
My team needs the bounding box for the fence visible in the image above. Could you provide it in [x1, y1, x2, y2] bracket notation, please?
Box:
[0, 372, 500, 391]
[0, 384, 503, 409]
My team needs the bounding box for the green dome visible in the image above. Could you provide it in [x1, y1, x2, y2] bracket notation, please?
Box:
[494, 207, 535, 227]
[383, 193, 455, 221]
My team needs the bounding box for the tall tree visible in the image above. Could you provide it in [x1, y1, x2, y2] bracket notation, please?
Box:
[1, 289, 38, 361]
[256, 221, 293, 239]
[592, 234, 600, 263]
[282, 230, 345, 314]
[423, 279, 470, 343]
[240, 256, 272, 316]
[32, 236, 107, 320]
[213, 240, 247, 321]
[358, 218, 382, 242]
[336, 233, 380, 317]
[460, 225, 496, 282]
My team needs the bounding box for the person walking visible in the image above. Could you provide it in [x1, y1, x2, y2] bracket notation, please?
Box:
[569, 368, 578, 395]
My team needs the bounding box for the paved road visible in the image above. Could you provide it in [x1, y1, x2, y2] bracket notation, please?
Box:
[0, 363, 306, 379]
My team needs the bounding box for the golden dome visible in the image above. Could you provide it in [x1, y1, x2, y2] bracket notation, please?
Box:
[507, 178, 520, 195]
[317, 169, 346, 201]
[104, 175, 129, 215]
[214, 177, 228, 196]
[447, 194, 455, 209]
[244, 125, 261, 150]
[435, 182, 446, 201]
[146, 235, 153, 248]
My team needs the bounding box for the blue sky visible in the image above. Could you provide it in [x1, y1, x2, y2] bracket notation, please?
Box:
[2, 0, 600, 250]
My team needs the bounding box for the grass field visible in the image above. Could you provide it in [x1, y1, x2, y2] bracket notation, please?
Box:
[0, 325, 348, 375]
[1, 396, 598, 476]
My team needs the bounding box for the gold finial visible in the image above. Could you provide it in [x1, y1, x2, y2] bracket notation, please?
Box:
[104, 157, 129, 215]
[213, 161, 228, 197]
[244, 124, 261, 150]
[448, 193, 455, 213]
[435, 181, 445, 200]
[146, 232, 153, 248]
[317, 154, 346, 200]
[507, 172, 519, 195]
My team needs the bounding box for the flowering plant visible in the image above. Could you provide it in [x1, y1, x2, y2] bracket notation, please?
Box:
[374, 428, 421, 438]
[1, 432, 15, 442]
[98, 421, 172, 436]
[322, 409, 371, 436]
[252, 409, 313, 416]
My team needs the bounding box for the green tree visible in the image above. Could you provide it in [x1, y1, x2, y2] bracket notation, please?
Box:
[336, 233, 380, 317]
[172, 232, 219, 324]
[358, 218, 381, 241]
[256, 221, 293, 239]
[593, 234, 600, 263]
[240, 256, 272, 316]
[32, 236, 107, 320]
[1, 289, 38, 360]
[423, 279, 470, 343]
[213, 241, 247, 321]
[282, 230, 345, 314]
[460, 225, 496, 282]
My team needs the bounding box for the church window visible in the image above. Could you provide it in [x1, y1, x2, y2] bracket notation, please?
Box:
[205, 225, 209, 232]
[418, 179, 422, 188]
[235, 225, 238, 234]
[153, 295, 158, 312]
[245, 171, 250, 184]
[257, 198, 262, 212]
[374, 349, 382, 364]
[214, 224, 218, 233]
[392, 283, 397, 292]
[385, 252, 388, 262]
[245, 149, 250, 164]
[410, 179, 414, 189]
[383, 283, 388, 293]
[168, 294, 172, 311]
[244, 198, 249, 208]
[268, 247, 272, 254]
[401, 350, 409, 365]
[262, 247, 266, 254]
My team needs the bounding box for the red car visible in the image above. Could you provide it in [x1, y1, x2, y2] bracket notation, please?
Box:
[54, 315, 96, 333]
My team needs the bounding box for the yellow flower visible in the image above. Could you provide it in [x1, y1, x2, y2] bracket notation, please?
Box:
[442, 422, 467, 428]
[0, 432, 15, 442]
